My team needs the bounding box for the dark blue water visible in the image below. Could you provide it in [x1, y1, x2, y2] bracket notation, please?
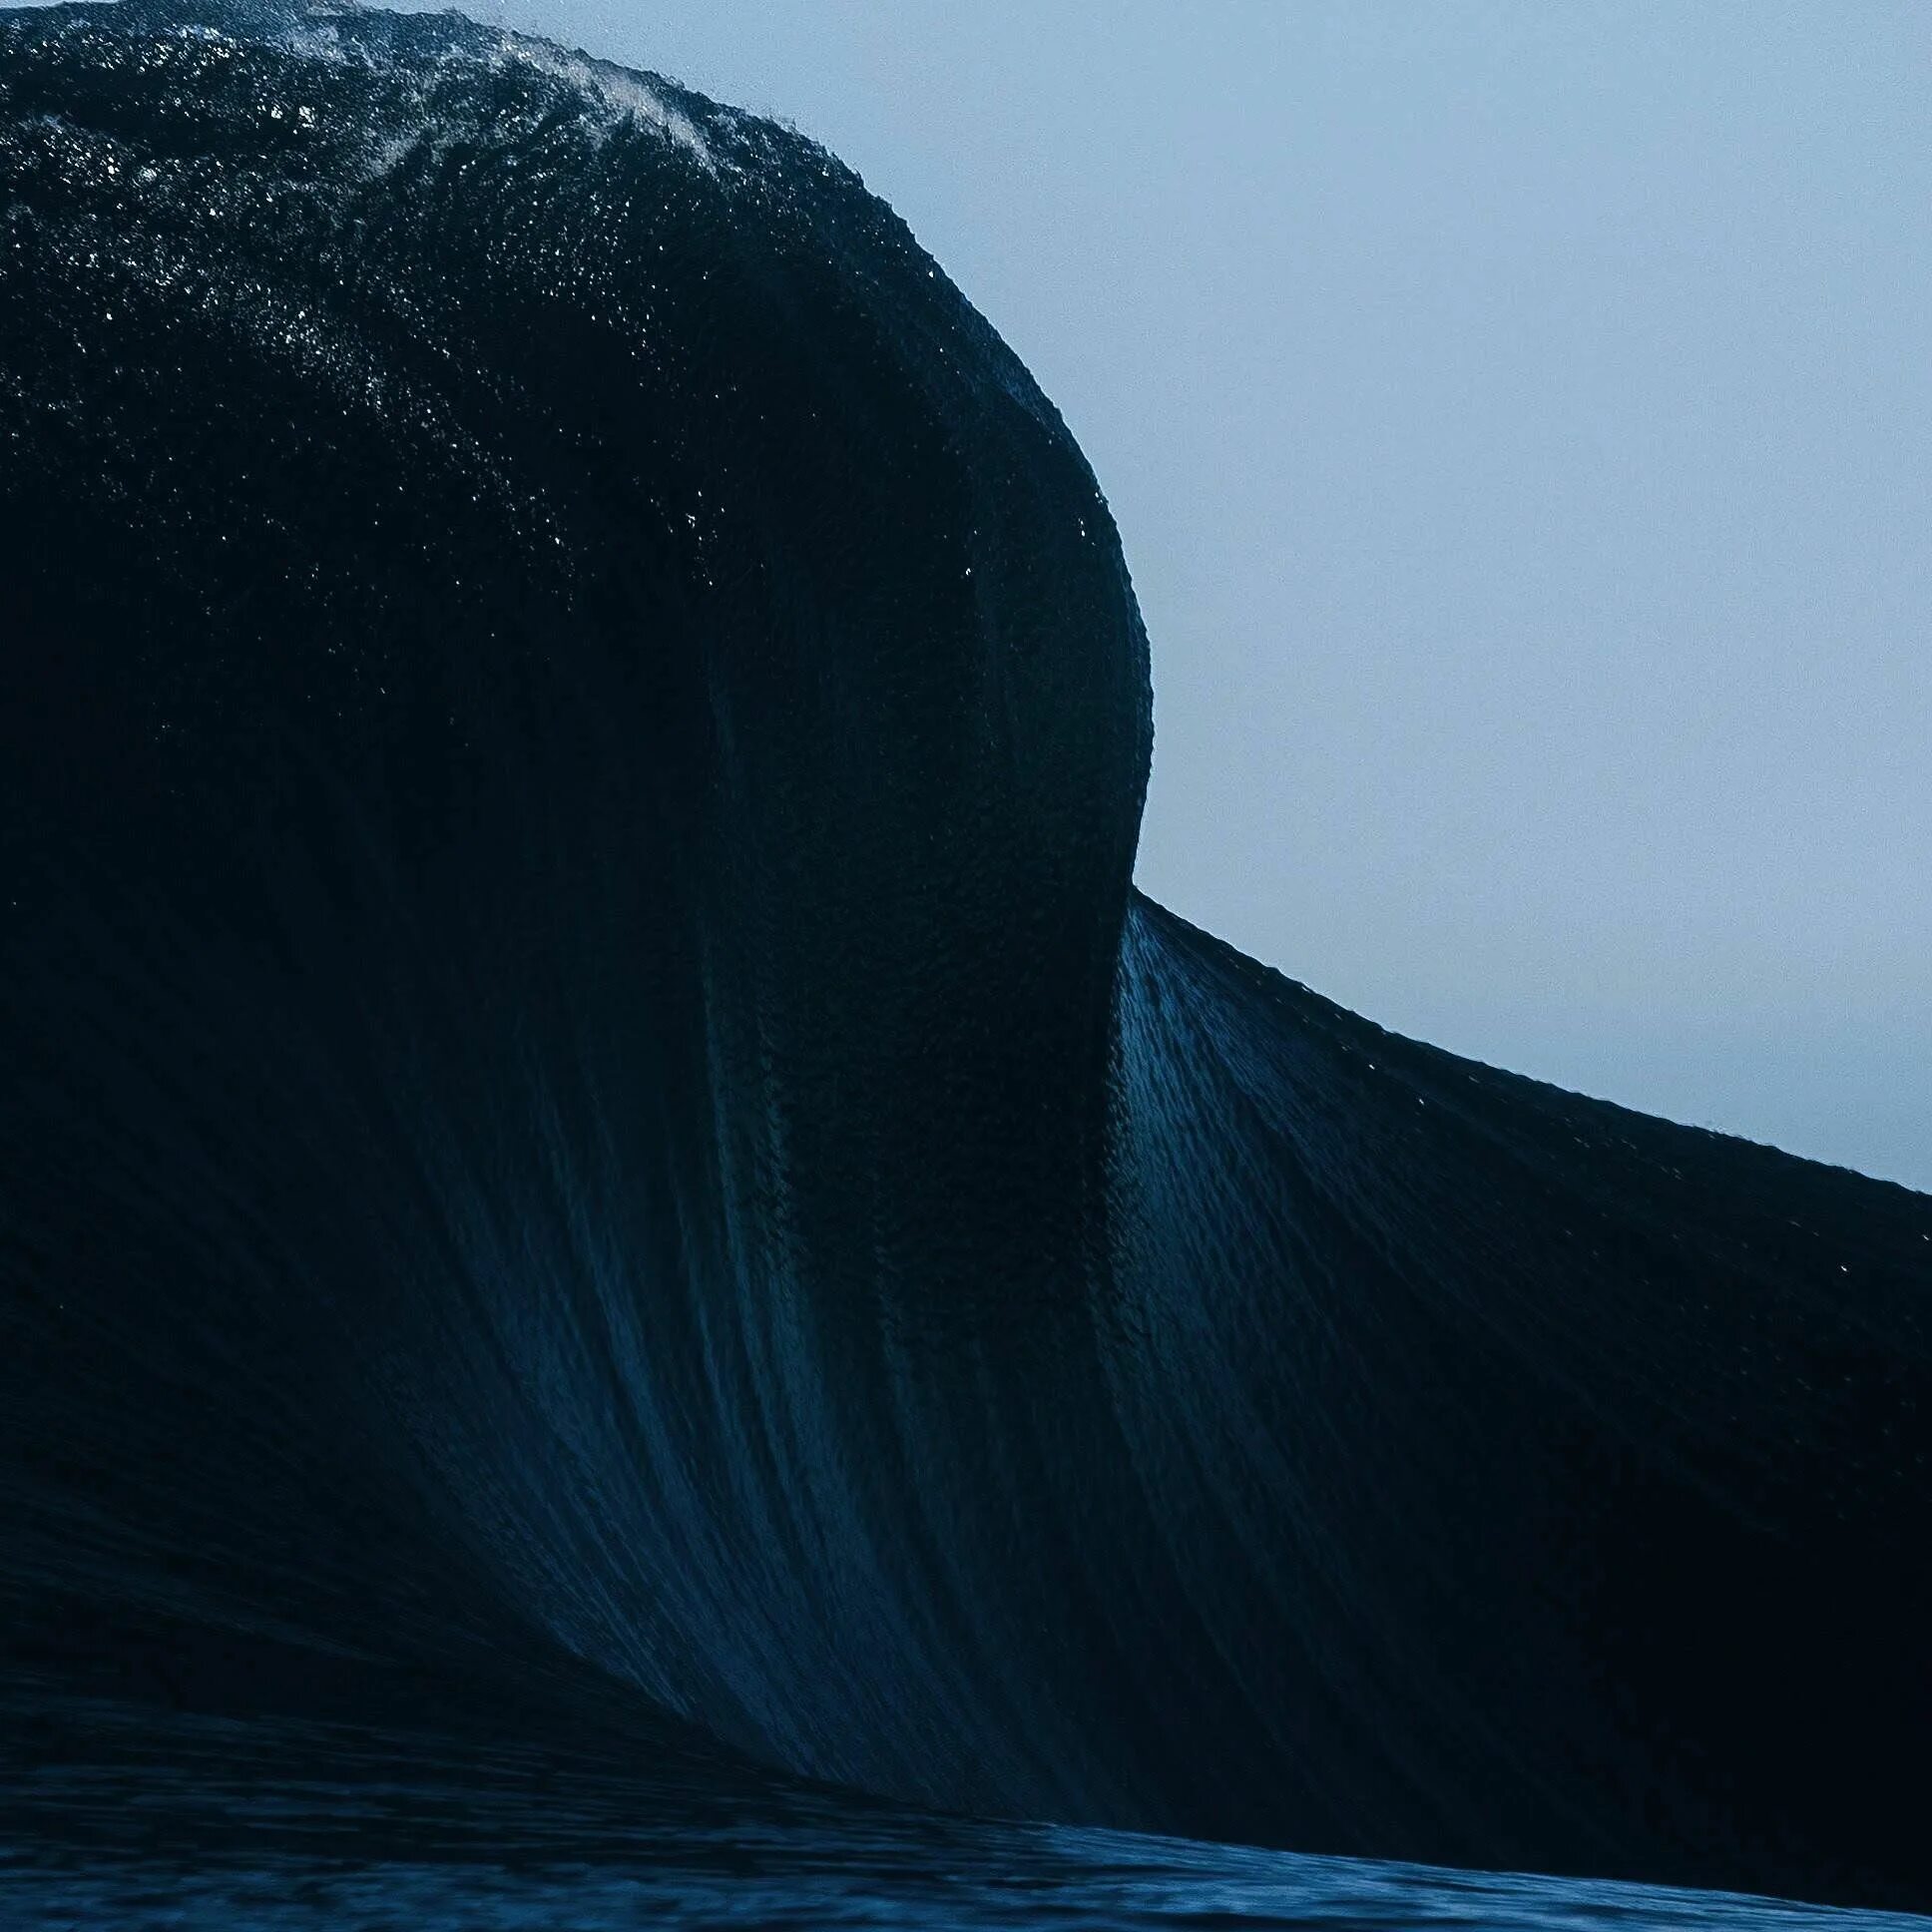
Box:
[5, 1684, 1925, 1931]
[3, 4, 1929, 1925]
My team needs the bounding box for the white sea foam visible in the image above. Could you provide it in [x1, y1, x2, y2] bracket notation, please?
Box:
[497, 41, 714, 166]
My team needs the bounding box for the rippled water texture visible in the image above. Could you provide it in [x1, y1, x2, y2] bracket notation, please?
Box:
[7, 1690, 1926, 1930]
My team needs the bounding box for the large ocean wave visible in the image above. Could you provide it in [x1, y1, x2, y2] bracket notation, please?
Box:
[4, 6, 1929, 1924]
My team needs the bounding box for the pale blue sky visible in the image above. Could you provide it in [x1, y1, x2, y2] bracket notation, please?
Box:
[36, 2, 1932, 1191]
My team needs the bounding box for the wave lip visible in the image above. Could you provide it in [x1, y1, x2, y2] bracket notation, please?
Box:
[3, 2, 1930, 1920]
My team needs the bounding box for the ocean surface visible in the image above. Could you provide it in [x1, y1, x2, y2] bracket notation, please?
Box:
[6, 1682, 1927, 1930]
[3, 5, 1929, 1926]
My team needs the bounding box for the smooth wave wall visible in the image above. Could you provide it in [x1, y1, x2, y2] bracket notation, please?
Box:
[3, 4, 1928, 1918]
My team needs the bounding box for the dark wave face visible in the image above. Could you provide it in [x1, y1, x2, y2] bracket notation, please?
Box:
[3, 5, 1930, 1925]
